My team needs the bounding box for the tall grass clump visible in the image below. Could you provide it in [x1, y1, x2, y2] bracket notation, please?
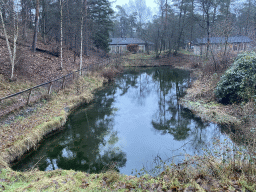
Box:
[214, 52, 256, 104]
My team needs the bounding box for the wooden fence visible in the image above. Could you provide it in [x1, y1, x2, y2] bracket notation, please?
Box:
[0, 58, 114, 117]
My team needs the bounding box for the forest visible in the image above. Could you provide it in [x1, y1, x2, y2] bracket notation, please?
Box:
[1, 0, 256, 191]
[1, 0, 255, 75]
[112, 0, 255, 56]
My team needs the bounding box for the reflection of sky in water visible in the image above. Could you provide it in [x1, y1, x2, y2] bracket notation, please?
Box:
[106, 71, 230, 175]
[45, 159, 58, 171]
[12, 67, 233, 176]
[62, 148, 73, 159]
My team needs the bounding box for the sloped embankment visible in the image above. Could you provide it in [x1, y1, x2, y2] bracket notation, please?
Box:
[0, 54, 256, 191]
[0, 73, 105, 168]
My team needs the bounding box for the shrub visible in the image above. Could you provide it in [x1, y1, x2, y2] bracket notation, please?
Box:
[214, 52, 256, 104]
[127, 44, 139, 53]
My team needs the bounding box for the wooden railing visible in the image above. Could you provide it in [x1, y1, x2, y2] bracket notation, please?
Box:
[0, 58, 114, 117]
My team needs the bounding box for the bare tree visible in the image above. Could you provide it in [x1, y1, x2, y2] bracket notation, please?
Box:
[41, 0, 47, 44]
[32, 0, 40, 52]
[173, 0, 188, 55]
[21, 0, 29, 41]
[154, 0, 166, 57]
[60, 0, 63, 70]
[0, 0, 18, 80]
[80, 0, 84, 75]
[85, 0, 88, 56]
[245, 0, 251, 36]
[220, 0, 233, 58]
[197, 0, 220, 58]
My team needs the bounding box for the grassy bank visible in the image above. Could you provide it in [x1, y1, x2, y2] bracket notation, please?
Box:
[179, 54, 256, 141]
[1, 153, 256, 191]
[0, 75, 35, 98]
[1, 53, 256, 191]
[180, 77, 242, 126]
[0, 72, 105, 168]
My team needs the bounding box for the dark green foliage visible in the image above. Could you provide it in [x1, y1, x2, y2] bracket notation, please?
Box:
[88, 0, 114, 51]
[214, 52, 256, 104]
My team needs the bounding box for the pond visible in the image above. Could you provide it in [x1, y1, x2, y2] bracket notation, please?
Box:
[13, 67, 232, 175]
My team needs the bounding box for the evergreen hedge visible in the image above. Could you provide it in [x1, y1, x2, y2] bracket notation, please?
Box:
[214, 52, 256, 104]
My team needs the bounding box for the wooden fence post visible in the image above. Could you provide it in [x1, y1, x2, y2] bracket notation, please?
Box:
[27, 89, 32, 105]
[48, 82, 52, 95]
[62, 76, 66, 89]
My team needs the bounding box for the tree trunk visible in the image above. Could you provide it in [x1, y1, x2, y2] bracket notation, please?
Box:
[74, 34, 77, 63]
[32, 0, 39, 52]
[66, 0, 72, 51]
[60, 0, 63, 70]
[42, 0, 47, 44]
[0, 2, 18, 80]
[85, 0, 88, 56]
[206, 10, 210, 58]
[245, 0, 251, 36]
[189, 0, 194, 48]
[21, 0, 28, 41]
[174, 0, 185, 56]
[80, 0, 84, 75]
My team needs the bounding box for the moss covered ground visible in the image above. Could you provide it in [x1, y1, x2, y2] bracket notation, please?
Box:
[0, 53, 256, 191]
[1, 155, 256, 191]
[0, 72, 105, 166]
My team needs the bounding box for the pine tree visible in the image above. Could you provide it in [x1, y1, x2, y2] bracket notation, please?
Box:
[88, 0, 114, 51]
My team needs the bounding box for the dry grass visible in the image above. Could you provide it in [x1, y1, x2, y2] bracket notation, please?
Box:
[0, 52, 256, 191]
[0, 72, 105, 166]
[121, 52, 155, 60]
[180, 52, 256, 171]
[180, 73, 243, 125]
[101, 67, 122, 82]
[180, 50, 256, 125]
[1, 152, 256, 191]
[0, 74, 35, 98]
[181, 69, 256, 127]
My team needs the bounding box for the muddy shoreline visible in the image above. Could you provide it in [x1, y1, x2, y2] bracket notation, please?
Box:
[1, 55, 256, 191]
[1, 55, 252, 168]
[0, 73, 105, 168]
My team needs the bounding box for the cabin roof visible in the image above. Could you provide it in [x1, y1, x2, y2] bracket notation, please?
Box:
[194, 36, 252, 45]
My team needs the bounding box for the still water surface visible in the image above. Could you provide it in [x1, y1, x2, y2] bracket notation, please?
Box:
[13, 67, 231, 175]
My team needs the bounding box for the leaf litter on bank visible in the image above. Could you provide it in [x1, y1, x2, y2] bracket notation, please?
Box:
[1, 52, 256, 191]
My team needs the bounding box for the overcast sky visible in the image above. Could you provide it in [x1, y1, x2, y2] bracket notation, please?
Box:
[111, 0, 246, 20]
[112, 0, 158, 8]
[111, 0, 158, 16]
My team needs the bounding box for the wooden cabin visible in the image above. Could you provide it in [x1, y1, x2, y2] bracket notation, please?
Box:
[109, 38, 153, 54]
[193, 36, 252, 55]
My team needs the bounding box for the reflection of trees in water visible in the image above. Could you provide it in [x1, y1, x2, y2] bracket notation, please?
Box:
[14, 67, 222, 174]
[151, 68, 190, 138]
[115, 68, 209, 149]
[150, 68, 215, 153]
[48, 87, 126, 173]
[116, 68, 170, 106]
[115, 67, 212, 152]
[15, 86, 127, 173]
[133, 73, 152, 105]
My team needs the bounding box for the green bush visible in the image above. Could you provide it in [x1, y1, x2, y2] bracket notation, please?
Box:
[214, 52, 256, 104]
